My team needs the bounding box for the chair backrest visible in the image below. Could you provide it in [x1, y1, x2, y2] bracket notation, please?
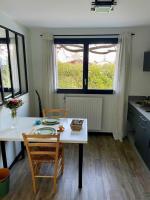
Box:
[23, 133, 60, 164]
[35, 90, 43, 117]
[42, 108, 67, 118]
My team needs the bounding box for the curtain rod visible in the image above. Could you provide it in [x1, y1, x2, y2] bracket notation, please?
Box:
[53, 33, 135, 36]
[40, 33, 135, 37]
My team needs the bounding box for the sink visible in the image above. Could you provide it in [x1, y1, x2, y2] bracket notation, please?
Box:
[135, 100, 150, 113]
[140, 107, 150, 113]
[136, 101, 144, 105]
[136, 100, 150, 107]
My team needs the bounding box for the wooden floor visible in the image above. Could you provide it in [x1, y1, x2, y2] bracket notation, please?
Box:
[2, 135, 150, 200]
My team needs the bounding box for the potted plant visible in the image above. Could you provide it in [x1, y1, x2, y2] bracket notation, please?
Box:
[5, 98, 23, 128]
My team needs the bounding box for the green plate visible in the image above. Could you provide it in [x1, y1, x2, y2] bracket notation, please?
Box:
[42, 118, 60, 125]
[34, 127, 56, 135]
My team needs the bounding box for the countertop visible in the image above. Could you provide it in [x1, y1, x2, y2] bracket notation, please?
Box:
[129, 101, 150, 121]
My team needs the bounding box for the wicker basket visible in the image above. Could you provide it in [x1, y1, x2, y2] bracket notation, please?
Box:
[70, 120, 83, 131]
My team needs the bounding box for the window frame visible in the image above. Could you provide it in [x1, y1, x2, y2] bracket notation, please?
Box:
[54, 37, 118, 94]
[0, 25, 28, 105]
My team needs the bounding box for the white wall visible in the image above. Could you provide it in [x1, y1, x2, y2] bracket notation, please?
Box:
[0, 12, 32, 167]
[30, 26, 150, 135]
[129, 28, 150, 95]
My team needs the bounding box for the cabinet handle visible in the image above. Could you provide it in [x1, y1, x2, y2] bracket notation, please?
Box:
[149, 140, 150, 148]
[139, 122, 146, 129]
[139, 115, 147, 122]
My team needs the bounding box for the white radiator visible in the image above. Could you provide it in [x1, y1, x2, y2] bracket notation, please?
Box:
[65, 96, 103, 131]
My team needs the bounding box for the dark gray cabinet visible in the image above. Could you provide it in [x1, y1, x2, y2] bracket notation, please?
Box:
[128, 105, 139, 129]
[135, 115, 148, 161]
[128, 104, 150, 169]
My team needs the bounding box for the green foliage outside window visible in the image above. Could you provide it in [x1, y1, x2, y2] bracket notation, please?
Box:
[1, 65, 11, 88]
[58, 62, 115, 89]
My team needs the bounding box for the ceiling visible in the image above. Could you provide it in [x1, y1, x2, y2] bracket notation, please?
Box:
[0, 0, 150, 28]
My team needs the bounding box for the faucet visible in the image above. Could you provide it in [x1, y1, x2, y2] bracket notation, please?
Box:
[145, 96, 150, 101]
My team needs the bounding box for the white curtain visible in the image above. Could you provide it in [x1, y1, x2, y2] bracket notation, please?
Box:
[113, 33, 132, 141]
[40, 33, 56, 109]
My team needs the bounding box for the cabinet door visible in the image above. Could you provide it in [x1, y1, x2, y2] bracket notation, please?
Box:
[128, 105, 139, 129]
[135, 114, 148, 161]
[145, 124, 150, 169]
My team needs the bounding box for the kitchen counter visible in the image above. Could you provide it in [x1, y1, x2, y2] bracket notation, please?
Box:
[128, 100, 150, 170]
[129, 101, 150, 121]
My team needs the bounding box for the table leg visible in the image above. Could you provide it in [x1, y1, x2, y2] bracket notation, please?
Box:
[0, 141, 7, 168]
[79, 143, 83, 188]
[20, 142, 25, 159]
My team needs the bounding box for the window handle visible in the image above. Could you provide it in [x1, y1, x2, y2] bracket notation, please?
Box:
[84, 78, 87, 86]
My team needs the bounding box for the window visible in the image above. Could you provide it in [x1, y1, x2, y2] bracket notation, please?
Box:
[55, 37, 118, 94]
[0, 26, 28, 105]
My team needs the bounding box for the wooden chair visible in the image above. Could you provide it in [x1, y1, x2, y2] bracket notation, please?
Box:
[42, 108, 68, 118]
[22, 133, 64, 194]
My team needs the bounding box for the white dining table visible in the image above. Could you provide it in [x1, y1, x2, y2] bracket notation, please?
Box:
[0, 117, 88, 189]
